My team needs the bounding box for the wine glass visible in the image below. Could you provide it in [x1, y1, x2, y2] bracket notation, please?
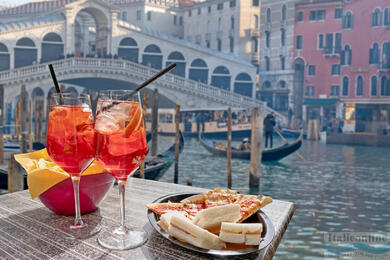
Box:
[46, 93, 100, 239]
[94, 90, 149, 250]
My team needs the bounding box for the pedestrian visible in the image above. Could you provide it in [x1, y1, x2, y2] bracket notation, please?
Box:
[264, 112, 276, 148]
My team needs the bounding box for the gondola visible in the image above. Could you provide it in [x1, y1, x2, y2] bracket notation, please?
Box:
[0, 132, 184, 190]
[199, 131, 303, 161]
[132, 130, 184, 180]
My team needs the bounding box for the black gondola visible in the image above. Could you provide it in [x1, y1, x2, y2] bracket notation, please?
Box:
[199, 131, 303, 161]
[133, 131, 184, 180]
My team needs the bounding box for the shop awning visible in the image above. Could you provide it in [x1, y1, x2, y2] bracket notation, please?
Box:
[303, 98, 339, 106]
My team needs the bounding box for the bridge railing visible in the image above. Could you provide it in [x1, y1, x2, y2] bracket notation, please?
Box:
[0, 57, 286, 123]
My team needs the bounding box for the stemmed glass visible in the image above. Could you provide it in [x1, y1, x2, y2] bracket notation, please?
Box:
[46, 93, 100, 239]
[94, 90, 149, 250]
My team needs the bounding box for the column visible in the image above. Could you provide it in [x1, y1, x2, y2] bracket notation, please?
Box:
[65, 10, 75, 55]
[10, 49, 14, 69]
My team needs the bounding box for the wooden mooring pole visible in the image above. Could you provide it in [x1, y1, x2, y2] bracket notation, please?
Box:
[139, 91, 149, 179]
[151, 89, 159, 156]
[8, 154, 24, 193]
[226, 107, 232, 189]
[174, 103, 180, 184]
[0, 85, 4, 165]
[37, 101, 43, 143]
[249, 107, 263, 188]
[20, 85, 26, 153]
[28, 99, 33, 152]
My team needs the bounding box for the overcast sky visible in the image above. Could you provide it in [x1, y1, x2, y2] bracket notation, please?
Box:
[0, 0, 33, 7]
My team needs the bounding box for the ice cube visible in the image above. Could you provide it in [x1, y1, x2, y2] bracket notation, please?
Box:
[95, 112, 121, 134]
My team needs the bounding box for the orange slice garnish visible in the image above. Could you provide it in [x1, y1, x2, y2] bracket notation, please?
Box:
[124, 104, 142, 137]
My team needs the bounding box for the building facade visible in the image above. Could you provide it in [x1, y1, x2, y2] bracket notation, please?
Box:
[294, 0, 390, 133]
[259, 0, 297, 116]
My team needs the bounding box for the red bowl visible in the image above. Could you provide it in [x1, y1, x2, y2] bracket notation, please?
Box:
[39, 172, 114, 216]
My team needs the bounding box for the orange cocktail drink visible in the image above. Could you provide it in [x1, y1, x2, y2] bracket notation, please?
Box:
[46, 93, 100, 239]
[47, 105, 95, 175]
[94, 90, 149, 250]
[95, 101, 148, 181]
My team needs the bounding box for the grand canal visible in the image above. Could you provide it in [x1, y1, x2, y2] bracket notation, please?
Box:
[155, 135, 390, 259]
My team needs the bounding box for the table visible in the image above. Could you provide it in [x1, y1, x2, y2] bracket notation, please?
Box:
[0, 178, 295, 259]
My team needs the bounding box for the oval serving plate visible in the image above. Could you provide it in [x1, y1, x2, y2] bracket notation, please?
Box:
[147, 192, 275, 256]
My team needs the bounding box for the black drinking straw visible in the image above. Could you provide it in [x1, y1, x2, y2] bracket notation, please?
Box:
[135, 63, 176, 92]
[48, 64, 61, 94]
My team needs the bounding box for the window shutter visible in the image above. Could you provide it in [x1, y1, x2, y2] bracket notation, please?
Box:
[340, 51, 345, 65]
[371, 12, 374, 26]
[369, 48, 373, 64]
[380, 11, 383, 26]
[351, 15, 354, 28]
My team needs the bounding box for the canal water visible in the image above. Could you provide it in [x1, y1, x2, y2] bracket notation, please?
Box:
[154, 135, 390, 259]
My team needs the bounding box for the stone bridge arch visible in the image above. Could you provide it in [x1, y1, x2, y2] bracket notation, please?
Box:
[65, 0, 113, 56]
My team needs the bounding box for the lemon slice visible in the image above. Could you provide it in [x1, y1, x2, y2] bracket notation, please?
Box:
[124, 104, 142, 137]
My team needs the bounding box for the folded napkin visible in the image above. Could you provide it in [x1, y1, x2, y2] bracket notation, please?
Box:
[14, 149, 105, 199]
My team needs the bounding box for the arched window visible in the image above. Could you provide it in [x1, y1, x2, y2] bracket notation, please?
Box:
[343, 11, 353, 29]
[252, 38, 258, 53]
[15, 37, 37, 68]
[385, 8, 390, 25]
[281, 29, 286, 46]
[370, 43, 380, 64]
[253, 14, 259, 28]
[341, 45, 352, 65]
[282, 5, 287, 21]
[356, 75, 363, 96]
[234, 73, 253, 97]
[166, 51, 186, 77]
[262, 81, 271, 88]
[266, 8, 271, 23]
[0, 42, 10, 71]
[118, 37, 139, 63]
[265, 56, 270, 71]
[278, 80, 286, 88]
[371, 8, 382, 26]
[371, 75, 377, 96]
[382, 42, 390, 69]
[231, 16, 234, 29]
[265, 31, 270, 48]
[41, 33, 64, 63]
[142, 44, 162, 69]
[16, 37, 35, 47]
[218, 17, 222, 30]
[342, 76, 349, 96]
[189, 59, 208, 84]
[211, 66, 231, 90]
[381, 76, 389, 96]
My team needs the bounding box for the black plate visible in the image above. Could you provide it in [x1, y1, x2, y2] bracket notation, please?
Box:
[147, 192, 275, 256]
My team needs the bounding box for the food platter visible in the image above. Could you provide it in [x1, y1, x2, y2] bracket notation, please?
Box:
[147, 192, 275, 256]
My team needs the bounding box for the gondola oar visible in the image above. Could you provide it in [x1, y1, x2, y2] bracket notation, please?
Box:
[274, 127, 306, 162]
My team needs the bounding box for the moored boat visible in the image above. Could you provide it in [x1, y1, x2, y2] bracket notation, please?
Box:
[146, 108, 252, 139]
[199, 131, 303, 161]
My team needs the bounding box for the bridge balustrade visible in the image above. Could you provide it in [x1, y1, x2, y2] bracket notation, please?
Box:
[0, 57, 286, 124]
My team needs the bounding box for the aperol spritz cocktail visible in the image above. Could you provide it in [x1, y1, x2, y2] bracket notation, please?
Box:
[46, 93, 100, 239]
[94, 90, 148, 250]
[95, 101, 148, 181]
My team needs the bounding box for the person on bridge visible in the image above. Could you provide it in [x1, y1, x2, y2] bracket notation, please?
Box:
[264, 112, 276, 148]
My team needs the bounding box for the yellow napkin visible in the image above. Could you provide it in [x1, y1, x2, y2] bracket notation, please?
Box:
[14, 149, 105, 199]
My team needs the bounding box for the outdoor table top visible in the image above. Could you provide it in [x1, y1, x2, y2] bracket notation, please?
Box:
[0, 178, 295, 259]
